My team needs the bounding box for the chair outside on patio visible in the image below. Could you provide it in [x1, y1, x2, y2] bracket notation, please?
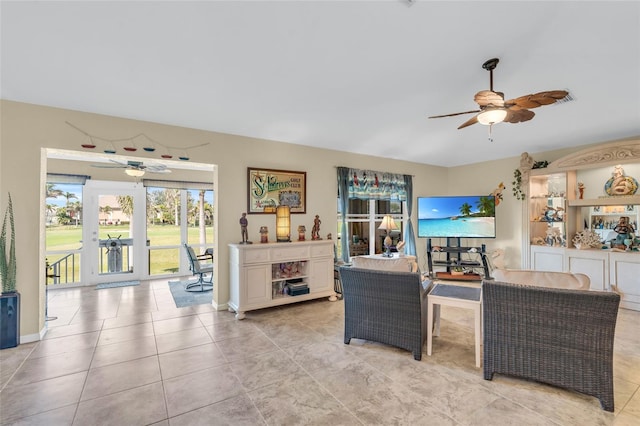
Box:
[183, 243, 214, 292]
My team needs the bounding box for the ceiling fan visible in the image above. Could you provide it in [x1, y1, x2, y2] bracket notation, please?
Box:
[91, 160, 171, 177]
[428, 58, 571, 131]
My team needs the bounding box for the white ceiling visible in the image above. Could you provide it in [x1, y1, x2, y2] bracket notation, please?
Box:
[2, 1, 639, 167]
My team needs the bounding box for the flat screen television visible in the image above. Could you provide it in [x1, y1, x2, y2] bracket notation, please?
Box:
[417, 195, 496, 238]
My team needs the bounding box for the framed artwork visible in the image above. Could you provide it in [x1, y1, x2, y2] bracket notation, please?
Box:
[247, 167, 306, 214]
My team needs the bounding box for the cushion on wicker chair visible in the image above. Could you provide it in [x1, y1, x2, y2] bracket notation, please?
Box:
[351, 255, 418, 273]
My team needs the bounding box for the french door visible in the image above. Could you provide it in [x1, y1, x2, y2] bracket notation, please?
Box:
[83, 180, 147, 284]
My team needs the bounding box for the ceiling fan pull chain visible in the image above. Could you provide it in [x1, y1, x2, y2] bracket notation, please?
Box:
[488, 124, 494, 142]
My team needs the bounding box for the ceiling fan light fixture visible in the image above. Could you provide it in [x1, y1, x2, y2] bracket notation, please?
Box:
[477, 107, 507, 125]
[125, 168, 145, 177]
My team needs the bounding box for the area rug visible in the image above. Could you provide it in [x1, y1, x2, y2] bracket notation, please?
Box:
[168, 280, 212, 308]
[96, 280, 140, 290]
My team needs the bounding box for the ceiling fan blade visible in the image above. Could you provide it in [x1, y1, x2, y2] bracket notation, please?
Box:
[458, 115, 479, 129]
[143, 164, 170, 173]
[91, 164, 127, 169]
[505, 90, 569, 109]
[504, 108, 535, 124]
[147, 168, 172, 174]
[428, 110, 479, 119]
[474, 90, 504, 107]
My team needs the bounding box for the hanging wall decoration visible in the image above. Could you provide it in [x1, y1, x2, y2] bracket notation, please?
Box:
[66, 121, 209, 161]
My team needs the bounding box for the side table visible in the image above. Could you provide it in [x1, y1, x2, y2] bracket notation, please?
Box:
[427, 283, 482, 368]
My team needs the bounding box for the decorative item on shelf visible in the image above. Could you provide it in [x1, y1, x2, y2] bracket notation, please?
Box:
[578, 182, 585, 199]
[605, 164, 638, 196]
[311, 215, 322, 240]
[378, 215, 398, 257]
[239, 213, 252, 244]
[611, 216, 636, 249]
[1, 193, 20, 349]
[259, 226, 269, 243]
[276, 205, 291, 242]
[572, 230, 601, 250]
[297, 225, 306, 241]
[326, 233, 332, 240]
[545, 226, 564, 247]
[542, 206, 557, 222]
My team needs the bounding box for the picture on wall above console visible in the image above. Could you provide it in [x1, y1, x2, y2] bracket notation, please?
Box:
[247, 167, 306, 214]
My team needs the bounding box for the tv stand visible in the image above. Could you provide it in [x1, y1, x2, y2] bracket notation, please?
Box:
[426, 238, 491, 280]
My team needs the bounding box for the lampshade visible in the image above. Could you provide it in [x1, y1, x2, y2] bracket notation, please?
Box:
[276, 205, 291, 242]
[125, 168, 145, 177]
[378, 215, 398, 232]
[477, 107, 507, 125]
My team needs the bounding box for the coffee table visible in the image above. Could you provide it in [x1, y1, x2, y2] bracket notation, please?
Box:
[427, 282, 482, 368]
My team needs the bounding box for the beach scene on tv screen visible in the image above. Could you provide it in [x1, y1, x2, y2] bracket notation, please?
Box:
[418, 196, 496, 238]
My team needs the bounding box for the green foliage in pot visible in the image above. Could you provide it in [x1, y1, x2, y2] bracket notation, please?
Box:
[1, 193, 16, 294]
[512, 169, 525, 201]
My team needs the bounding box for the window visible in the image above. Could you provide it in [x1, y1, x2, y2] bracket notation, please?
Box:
[145, 184, 214, 276]
[338, 199, 405, 257]
[337, 167, 413, 261]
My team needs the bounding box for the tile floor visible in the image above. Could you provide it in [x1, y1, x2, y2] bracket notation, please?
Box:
[1, 279, 639, 425]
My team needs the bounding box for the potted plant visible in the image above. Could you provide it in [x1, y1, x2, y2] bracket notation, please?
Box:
[451, 266, 465, 276]
[1, 193, 19, 349]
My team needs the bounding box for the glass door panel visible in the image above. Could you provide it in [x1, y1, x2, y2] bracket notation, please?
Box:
[84, 181, 145, 284]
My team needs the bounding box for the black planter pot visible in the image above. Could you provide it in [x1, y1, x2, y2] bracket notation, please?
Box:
[0, 291, 20, 349]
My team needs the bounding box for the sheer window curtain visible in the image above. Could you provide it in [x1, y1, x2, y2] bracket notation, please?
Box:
[403, 174, 417, 256]
[337, 167, 351, 263]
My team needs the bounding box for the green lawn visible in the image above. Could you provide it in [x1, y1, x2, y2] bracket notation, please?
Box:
[46, 224, 213, 280]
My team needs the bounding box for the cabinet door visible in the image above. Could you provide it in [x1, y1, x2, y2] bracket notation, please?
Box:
[244, 264, 271, 305]
[530, 246, 564, 272]
[308, 257, 333, 293]
[610, 253, 640, 311]
[566, 249, 608, 290]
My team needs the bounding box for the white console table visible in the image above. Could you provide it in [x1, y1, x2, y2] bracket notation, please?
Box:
[228, 240, 337, 319]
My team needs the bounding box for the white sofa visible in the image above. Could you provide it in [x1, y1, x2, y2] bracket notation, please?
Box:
[492, 269, 591, 290]
[351, 255, 418, 273]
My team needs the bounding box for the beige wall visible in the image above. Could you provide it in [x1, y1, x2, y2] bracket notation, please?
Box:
[1, 100, 448, 339]
[2, 99, 629, 341]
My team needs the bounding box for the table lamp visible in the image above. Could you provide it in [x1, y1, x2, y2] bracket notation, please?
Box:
[378, 215, 398, 257]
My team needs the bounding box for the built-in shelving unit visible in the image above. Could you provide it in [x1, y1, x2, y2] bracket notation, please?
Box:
[528, 171, 576, 248]
[587, 205, 639, 242]
[521, 138, 640, 311]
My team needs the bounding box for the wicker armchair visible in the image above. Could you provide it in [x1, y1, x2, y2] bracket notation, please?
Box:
[339, 267, 431, 360]
[482, 280, 620, 411]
